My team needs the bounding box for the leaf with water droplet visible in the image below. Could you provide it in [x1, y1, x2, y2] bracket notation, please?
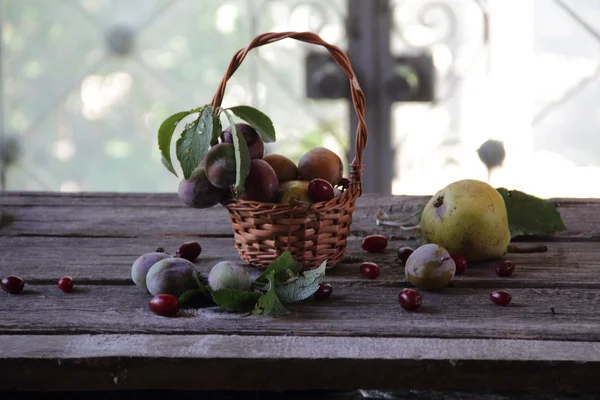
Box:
[223, 109, 250, 199]
[157, 107, 202, 177]
[176, 106, 216, 180]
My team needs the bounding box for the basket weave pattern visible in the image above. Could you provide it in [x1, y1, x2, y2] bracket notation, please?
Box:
[212, 31, 368, 270]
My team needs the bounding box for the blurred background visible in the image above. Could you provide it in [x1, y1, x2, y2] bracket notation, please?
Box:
[0, 0, 599, 197]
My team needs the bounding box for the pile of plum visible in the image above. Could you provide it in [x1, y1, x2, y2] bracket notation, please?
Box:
[178, 123, 350, 208]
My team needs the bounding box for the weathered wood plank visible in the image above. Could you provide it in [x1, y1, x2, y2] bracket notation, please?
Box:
[1, 284, 599, 341]
[1, 236, 600, 287]
[1, 193, 598, 239]
[1, 334, 600, 392]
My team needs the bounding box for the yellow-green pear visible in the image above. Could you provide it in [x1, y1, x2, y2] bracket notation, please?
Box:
[277, 180, 312, 205]
[420, 179, 511, 262]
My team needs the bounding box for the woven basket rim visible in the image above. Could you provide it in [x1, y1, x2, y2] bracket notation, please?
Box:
[222, 183, 361, 216]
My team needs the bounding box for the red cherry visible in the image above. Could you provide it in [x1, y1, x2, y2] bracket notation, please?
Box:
[149, 294, 180, 317]
[360, 262, 380, 279]
[314, 282, 333, 299]
[452, 255, 467, 275]
[490, 290, 512, 306]
[361, 235, 388, 253]
[398, 288, 422, 311]
[308, 179, 335, 203]
[58, 276, 74, 293]
[1, 276, 25, 294]
[495, 261, 515, 277]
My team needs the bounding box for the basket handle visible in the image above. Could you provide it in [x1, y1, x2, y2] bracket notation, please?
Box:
[210, 31, 368, 188]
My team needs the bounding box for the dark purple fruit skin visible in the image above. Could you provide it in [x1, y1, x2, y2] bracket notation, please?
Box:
[204, 143, 237, 189]
[149, 294, 180, 317]
[398, 288, 422, 311]
[308, 178, 335, 203]
[495, 261, 515, 277]
[360, 262, 380, 279]
[397, 247, 414, 264]
[176, 241, 202, 261]
[490, 290, 512, 306]
[178, 166, 226, 208]
[361, 235, 388, 253]
[1, 276, 24, 294]
[314, 282, 333, 299]
[241, 159, 279, 203]
[221, 123, 264, 160]
[452, 255, 467, 275]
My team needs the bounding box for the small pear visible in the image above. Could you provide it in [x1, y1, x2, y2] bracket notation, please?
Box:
[420, 179, 511, 262]
[277, 180, 312, 205]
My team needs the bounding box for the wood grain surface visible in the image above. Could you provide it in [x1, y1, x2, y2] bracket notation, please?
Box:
[2, 335, 600, 392]
[1, 192, 600, 393]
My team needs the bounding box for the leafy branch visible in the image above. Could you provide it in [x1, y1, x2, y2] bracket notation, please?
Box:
[157, 104, 276, 189]
[178, 251, 327, 317]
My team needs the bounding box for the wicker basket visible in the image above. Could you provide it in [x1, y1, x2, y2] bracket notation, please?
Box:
[213, 31, 368, 270]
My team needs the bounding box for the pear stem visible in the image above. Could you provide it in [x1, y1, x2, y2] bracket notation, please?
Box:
[507, 244, 548, 253]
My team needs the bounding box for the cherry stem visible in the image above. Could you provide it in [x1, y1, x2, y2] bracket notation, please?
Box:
[507, 244, 548, 253]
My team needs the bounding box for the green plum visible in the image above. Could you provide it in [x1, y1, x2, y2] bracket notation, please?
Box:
[405, 243, 456, 291]
[131, 252, 172, 291]
[208, 261, 251, 291]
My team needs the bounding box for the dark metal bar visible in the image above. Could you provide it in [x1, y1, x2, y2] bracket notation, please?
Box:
[0, 1, 5, 190]
[347, 0, 394, 195]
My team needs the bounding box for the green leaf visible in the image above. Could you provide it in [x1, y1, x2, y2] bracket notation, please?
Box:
[211, 113, 222, 146]
[253, 271, 288, 317]
[275, 260, 327, 303]
[228, 105, 276, 143]
[497, 188, 567, 238]
[176, 106, 216, 180]
[161, 155, 178, 176]
[208, 287, 261, 312]
[255, 251, 303, 284]
[223, 110, 251, 199]
[178, 289, 214, 309]
[157, 108, 201, 177]
[192, 270, 210, 297]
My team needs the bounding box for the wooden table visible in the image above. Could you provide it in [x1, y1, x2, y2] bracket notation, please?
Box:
[1, 192, 600, 395]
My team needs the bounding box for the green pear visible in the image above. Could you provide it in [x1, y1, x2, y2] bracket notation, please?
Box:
[277, 180, 312, 205]
[420, 179, 511, 262]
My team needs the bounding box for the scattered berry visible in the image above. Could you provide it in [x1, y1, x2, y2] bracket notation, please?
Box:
[490, 290, 512, 306]
[155, 247, 168, 254]
[1, 276, 25, 294]
[361, 235, 388, 253]
[176, 241, 202, 262]
[495, 261, 515, 277]
[314, 282, 333, 300]
[360, 262, 380, 279]
[398, 288, 422, 311]
[58, 276, 74, 293]
[452, 255, 467, 275]
[397, 247, 414, 264]
[149, 294, 180, 317]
